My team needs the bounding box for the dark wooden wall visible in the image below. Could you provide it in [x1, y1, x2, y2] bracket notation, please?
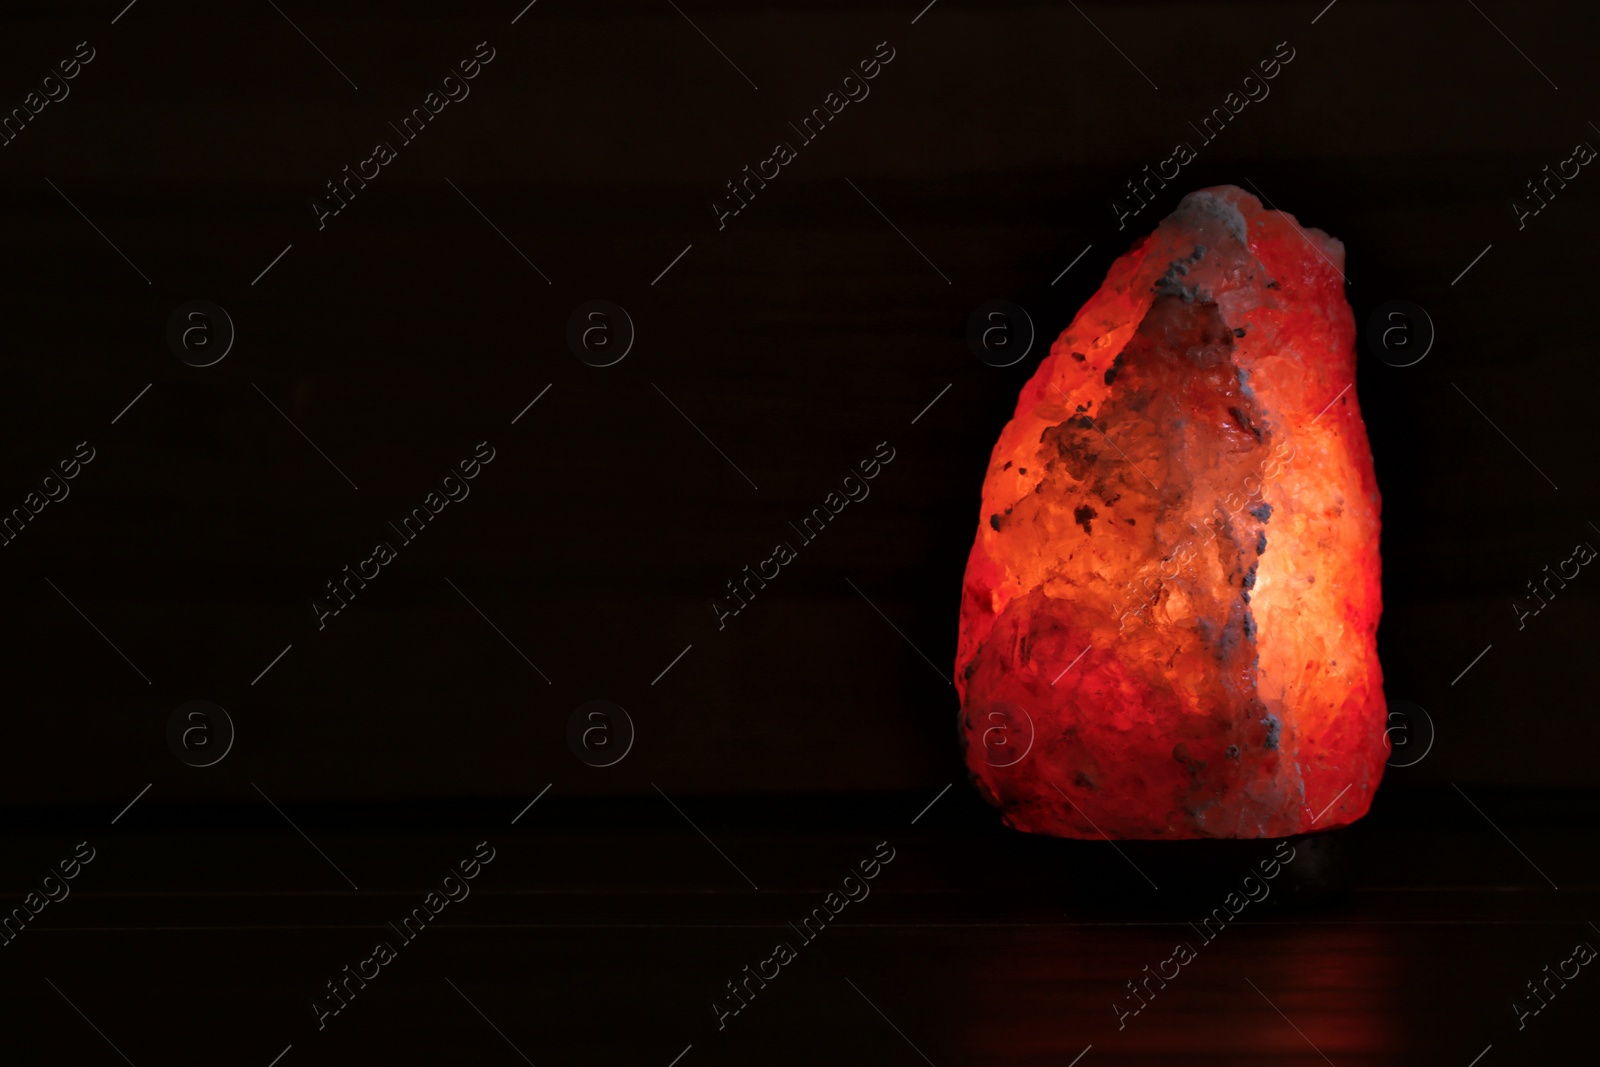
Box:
[2, 0, 1596, 806]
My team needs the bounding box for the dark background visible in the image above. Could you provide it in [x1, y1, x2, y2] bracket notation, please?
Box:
[2, 3, 1598, 1065]
[2, 0, 1596, 806]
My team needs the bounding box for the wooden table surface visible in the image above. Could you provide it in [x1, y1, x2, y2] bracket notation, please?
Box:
[3, 786, 1593, 1065]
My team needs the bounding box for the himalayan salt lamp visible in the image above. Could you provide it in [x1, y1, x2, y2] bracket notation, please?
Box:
[956, 186, 1384, 840]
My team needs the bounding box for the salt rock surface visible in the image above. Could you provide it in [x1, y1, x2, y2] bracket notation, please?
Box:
[956, 186, 1385, 839]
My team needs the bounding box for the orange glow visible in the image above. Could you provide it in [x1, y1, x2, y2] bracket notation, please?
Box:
[956, 186, 1385, 839]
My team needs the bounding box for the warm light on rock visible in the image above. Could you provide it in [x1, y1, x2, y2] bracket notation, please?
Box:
[956, 186, 1385, 839]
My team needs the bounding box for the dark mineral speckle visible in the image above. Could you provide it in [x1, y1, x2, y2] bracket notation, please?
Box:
[1104, 354, 1123, 385]
[1228, 405, 1263, 443]
[1074, 504, 1097, 534]
[1251, 503, 1273, 522]
[989, 514, 1002, 531]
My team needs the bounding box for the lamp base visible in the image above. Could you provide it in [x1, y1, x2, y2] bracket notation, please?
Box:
[1011, 825, 1355, 911]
